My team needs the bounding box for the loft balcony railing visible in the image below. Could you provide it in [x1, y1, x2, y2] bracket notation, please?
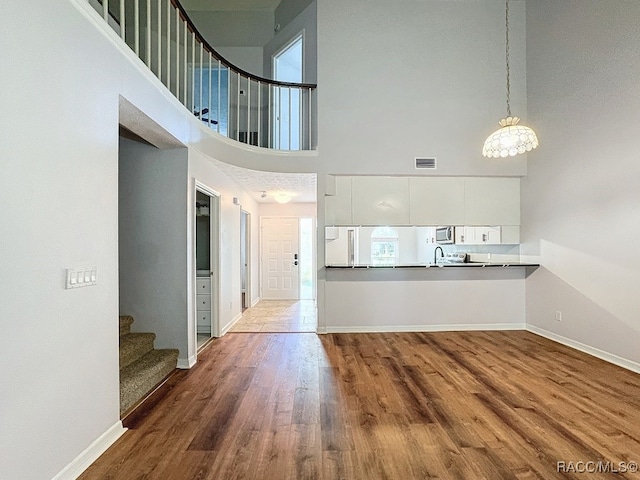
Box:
[90, 0, 317, 151]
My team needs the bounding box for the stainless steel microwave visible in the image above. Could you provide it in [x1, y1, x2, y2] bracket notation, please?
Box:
[435, 226, 455, 244]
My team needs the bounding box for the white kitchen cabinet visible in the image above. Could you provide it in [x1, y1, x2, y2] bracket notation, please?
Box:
[464, 178, 520, 225]
[455, 226, 502, 245]
[351, 176, 410, 225]
[455, 226, 476, 245]
[325, 176, 353, 225]
[409, 177, 465, 225]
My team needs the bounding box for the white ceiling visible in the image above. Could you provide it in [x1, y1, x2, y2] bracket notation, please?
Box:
[211, 159, 317, 203]
[181, 0, 282, 12]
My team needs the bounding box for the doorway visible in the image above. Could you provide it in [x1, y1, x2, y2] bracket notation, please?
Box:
[299, 217, 315, 300]
[195, 185, 220, 350]
[240, 210, 251, 311]
[272, 33, 303, 150]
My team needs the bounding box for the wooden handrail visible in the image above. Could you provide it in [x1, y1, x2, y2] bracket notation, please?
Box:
[170, 0, 317, 90]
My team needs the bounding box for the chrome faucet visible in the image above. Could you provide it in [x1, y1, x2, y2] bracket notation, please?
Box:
[434, 246, 444, 264]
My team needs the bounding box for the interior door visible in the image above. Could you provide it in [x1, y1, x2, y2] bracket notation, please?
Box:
[261, 217, 299, 300]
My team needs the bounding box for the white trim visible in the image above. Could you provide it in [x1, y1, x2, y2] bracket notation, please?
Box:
[221, 312, 244, 335]
[177, 355, 196, 369]
[326, 323, 525, 334]
[251, 296, 261, 307]
[526, 325, 640, 375]
[52, 421, 126, 480]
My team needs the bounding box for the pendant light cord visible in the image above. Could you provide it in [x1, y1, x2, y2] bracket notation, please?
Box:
[505, 0, 511, 117]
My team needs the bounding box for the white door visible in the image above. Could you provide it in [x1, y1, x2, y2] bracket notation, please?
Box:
[261, 217, 299, 300]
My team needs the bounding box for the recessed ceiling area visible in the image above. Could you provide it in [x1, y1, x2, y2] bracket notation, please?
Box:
[211, 159, 316, 203]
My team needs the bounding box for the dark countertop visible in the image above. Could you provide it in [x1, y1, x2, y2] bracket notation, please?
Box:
[325, 262, 539, 269]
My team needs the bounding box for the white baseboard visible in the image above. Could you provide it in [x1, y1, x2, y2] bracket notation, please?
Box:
[221, 312, 244, 335]
[53, 421, 126, 480]
[177, 354, 196, 369]
[251, 296, 260, 307]
[326, 323, 525, 334]
[526, 325, 640, 375]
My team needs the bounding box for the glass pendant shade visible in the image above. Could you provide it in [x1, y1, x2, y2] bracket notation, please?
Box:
[482, 116, 538, 158]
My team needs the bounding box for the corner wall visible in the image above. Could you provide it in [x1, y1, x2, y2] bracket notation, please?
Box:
[523, 0, 640, 370]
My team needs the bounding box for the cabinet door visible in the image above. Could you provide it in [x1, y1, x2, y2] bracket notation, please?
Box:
[455, 226, 476, 244]
[409, 177, 465, 225]
[325, 176, 353, 225]
[475, 226, 502, 244]
[352, 177, 410, 225]
[464, 178, 520, 225]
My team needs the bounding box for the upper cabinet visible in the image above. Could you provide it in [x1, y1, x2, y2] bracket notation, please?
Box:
[352, 177, 410, 225]
[463, 177, 520, 226]
[325, 176, 353, 225]
[325, 175, 521, 227]
[409, 177, 465, 225]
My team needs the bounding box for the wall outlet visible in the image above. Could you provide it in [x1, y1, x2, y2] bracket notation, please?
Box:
[555, 310, 562, 321]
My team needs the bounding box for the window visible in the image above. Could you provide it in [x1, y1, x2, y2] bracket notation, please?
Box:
[371, 227, 399, 266]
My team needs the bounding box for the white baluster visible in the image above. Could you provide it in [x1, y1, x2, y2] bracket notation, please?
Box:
[145, 0, 151, 66]
[134, 0, 140, 56]
[119, 0, 125, 40]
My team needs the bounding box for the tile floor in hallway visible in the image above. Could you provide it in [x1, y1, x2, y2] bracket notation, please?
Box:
[230, 300, 317, 333]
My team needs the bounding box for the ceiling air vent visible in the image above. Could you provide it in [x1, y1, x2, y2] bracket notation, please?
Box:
[415, 157, 437, 170]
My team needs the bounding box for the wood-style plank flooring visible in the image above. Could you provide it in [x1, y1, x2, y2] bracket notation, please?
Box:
[81, 331, 640, 479]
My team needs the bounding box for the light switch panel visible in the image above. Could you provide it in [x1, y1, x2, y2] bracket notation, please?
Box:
[66, 266, 98, 289]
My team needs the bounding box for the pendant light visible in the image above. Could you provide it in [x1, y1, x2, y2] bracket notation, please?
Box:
[482, 0, 538, 158]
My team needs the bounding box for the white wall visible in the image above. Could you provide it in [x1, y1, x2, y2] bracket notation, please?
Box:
[523, 0, 640, 370]
[215, 46, 264, 77]
[259, 201, 316, 218]
[119, 139, 189, 358]
[185, 11, 275, 49]
[316, 0, 528, 177]
[325, 269, 526, 332]
[275, 0, 314, 37]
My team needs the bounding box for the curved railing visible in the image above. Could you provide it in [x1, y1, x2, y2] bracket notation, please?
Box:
[90, 0, 317, 150]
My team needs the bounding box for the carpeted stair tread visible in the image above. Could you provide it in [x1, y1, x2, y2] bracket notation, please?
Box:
[119, 315, 134, 337]
[119, 332, 156, 370]
[119, 348, 179, 415]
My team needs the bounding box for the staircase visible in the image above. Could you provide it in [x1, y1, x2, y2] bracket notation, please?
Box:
[119, 315, 179, 416]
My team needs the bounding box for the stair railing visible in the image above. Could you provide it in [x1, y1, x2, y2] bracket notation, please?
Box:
[90, 0, 317, 151]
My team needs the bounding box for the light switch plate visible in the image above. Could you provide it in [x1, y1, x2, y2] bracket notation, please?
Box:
[66, 266, 98, 289]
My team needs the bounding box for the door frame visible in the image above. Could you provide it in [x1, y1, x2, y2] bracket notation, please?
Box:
[241, 209, 251, 310]
[194, 181, 221, 341]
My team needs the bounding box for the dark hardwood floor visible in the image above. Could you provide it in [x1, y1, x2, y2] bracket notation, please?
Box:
[81, 331, 640, 479]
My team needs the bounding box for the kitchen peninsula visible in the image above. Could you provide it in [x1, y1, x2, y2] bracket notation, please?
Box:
[322, 175, 537, 333]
